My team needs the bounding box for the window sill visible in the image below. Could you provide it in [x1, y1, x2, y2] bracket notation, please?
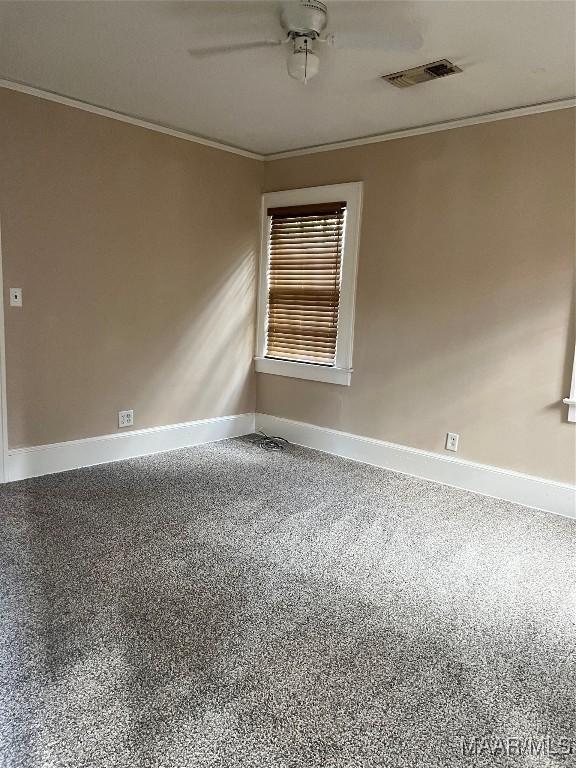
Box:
[255, 357, 352, 386]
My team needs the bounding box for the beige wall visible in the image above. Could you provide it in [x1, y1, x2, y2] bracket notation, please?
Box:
[261, 110, 576, 484]
[1, 89, 574, 484]
[0, 89, 263, 448]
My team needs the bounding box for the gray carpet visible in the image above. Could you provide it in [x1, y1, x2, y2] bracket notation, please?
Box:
[0, 436, 574, 768]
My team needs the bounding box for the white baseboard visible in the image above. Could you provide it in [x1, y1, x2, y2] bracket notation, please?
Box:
[6, 413, 255, 482]
[256, 413, 575, 520]
[6, 410, 574, 520]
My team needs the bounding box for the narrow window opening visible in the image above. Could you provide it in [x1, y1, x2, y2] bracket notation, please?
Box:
[265, 201, 346, 367]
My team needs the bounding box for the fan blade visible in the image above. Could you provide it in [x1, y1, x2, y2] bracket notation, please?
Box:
[189, 40, 284, 58]
[324, 1, 423, 52]
[329, 27, 423, 52]
[329, 28, 423, 51]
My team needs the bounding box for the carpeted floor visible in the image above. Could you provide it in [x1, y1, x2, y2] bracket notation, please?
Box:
[0, 436, 574, 768]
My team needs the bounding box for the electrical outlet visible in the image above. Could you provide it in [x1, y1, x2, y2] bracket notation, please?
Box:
[9, 288, 22, 307]
[118, 409, 134, 429]
[445, 432, 459, 452]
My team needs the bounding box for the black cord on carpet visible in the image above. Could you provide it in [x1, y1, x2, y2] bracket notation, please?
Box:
[256, 430, 289, 451]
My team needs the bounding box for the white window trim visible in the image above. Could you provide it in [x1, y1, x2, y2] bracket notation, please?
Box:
[255, 182, 363, 386]
[563, 343, 576, 423]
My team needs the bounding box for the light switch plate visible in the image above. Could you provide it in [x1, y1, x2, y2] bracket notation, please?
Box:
[9, 288, 22, 307]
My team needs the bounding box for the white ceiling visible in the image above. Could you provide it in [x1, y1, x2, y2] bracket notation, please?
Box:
[0, 1, 574, 155]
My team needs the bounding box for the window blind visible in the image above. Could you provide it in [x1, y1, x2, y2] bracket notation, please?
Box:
[265, 201, 346, 366]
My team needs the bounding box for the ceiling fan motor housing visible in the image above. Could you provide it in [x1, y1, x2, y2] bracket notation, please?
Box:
[281, 0, 328, 38]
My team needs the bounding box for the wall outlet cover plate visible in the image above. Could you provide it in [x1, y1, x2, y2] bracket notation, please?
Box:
[446, 432, 459, 451]
[118, 409, 134, 428]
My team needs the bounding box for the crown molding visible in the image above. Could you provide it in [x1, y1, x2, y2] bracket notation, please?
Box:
[2, 78, 574, 161]
[0, 78, 263, 160]
[265, 97, 576, 160]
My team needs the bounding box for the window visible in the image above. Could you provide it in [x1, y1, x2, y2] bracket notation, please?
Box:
[266, 201, 345, 366]
[564, 343, 576, 422]
[255, 183, 363, 386]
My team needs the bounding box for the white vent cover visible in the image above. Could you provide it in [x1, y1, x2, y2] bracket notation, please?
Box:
[383, 59, 462, 88]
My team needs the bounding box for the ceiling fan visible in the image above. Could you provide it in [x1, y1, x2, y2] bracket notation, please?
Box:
[188, 0, 422, 83]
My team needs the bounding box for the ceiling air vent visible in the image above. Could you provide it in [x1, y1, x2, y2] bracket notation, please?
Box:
[382, 59, 462, 88]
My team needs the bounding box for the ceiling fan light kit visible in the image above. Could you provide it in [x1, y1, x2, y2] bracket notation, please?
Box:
[282, 0, 326, 82]
[287, 36, 320, 82]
